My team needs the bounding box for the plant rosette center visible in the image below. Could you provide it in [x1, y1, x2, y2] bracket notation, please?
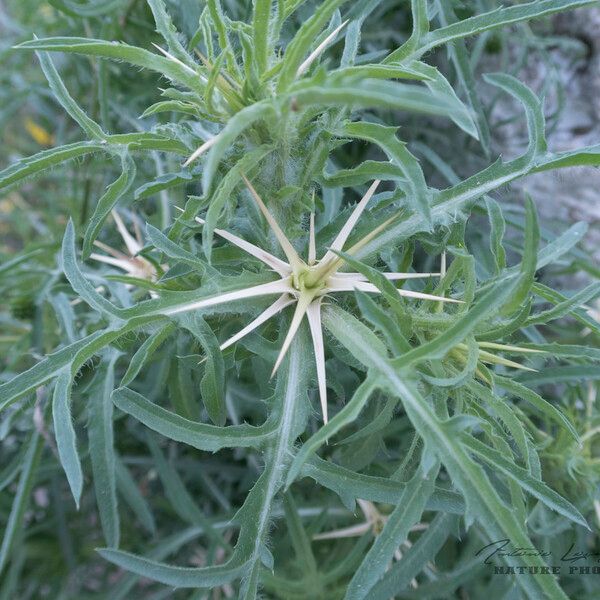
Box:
[294, 266, 328, 296]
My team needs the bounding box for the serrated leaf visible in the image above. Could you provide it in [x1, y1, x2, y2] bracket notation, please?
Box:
[115, 457, 156, 535]
[201, 101, 274, 192]
[322, 304, 571, 600]
[502, 194, 539, 314]
[53, 371, 83, 507]
[277, 0, 348, 90]
[112, 387, 275, 450]
[462, 434, 587, 528]
[87, 353, 120, 547]
[390, 0, 600, 61]
[147, 0, 196, 68]
[62, 220, 123, 318]
[341, 121, 430, 221]
[346, 468, 437, 600]
[302, 456, 466, 514]
[177, 313, 225, 425]
[17, 37, 203, 93]
[36, 49, 106, 140]
[101, 336, 309, 589]
[0, 141, 105, 192]
[83, 153, 136, 259]
[120, 322, 176, 386]
[145, 223, 208, 273]
[0, 429, 44, 577]
[370, 513, 458, 600]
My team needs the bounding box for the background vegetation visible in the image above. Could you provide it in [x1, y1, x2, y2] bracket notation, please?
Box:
[1, 1, 600, 598]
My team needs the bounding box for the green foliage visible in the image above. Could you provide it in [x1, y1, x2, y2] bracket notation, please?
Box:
[1, 0, 600, 598]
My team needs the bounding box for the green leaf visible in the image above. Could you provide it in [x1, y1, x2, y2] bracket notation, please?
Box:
[302, 457, 465, 514]
[476, 222, 588, 298]
[532, 282, 600, 335]
[145, 224, 207, 272]
[286, 376, 378, 486]
[466, 379, 530, 466]
[140, 100, 199, 118]
[0, 141, 105, 192]
[407, 61, 479, 139]
[526, 282, 600, 326]
[461, 434, 587, 528]
[483, 73, 546, 161]
[390, 281, 515, 368]
[370, 513, 458, 600]
[36, 49, 106, 140]
[517, 365, 600, 386]
[203, 144, 273, 261]
[147, 0, 196, 68]
[96, 549, 247, 588]
[202, 101, 274, 192]
[356, 144, 600, 261]
[62, 220, 123, 319]
[423, 336, 479, 389]
[346, 469, 437, 600]
[277, 0, 348, 90]
[206, 0, 239, 76]
[391, 0, 600, 61]
[253, 0, 273, 74]
[387, 0, 428, 61]
[331, 63, 432, 83]
[53, 371, 83, 507]
[322, 304, 570, 600]
[134, 169, 193, 200]
[48, 0, 124, 17]
[87, 353, 120, 547]
[120, 322, 176, 386]
[0, 316, 164, 412]
[0, 332, 102, 410]
[485, 197, 506, 273]
[502, 194, 539, 314]
[0, 429, 44, 577]
[115, 458, 156, 534]
[516, 342, 600, 362]
[83, 153, 137, 259]
[355, 291, 409, 355]
[322, 160, 407, 187]
[101, 335, 309, 590]
[333, 250, 412, 351]
[105, 131, 189, 155]
[177, 313, 225, 425]
[112, 387, 275, 451]
[16, 37, 203, 94]
[341, 121, 430, 221]
[292, 79, 477, 126]
[434, 0, 490, 153]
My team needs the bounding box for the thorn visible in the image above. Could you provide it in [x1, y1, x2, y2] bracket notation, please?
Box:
[184, 135, 219, 167]
[296, 20, 349, 78]
[151, 42, 197, 76]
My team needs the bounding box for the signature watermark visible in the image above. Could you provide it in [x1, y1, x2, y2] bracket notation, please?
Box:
[476, 539, 600, 575]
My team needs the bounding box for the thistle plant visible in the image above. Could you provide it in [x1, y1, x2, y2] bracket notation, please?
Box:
[1, 1, 600, 599]
[168, 176, 454, 423]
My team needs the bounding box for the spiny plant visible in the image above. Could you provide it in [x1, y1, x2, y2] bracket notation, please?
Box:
[1, 0, 600, 598]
